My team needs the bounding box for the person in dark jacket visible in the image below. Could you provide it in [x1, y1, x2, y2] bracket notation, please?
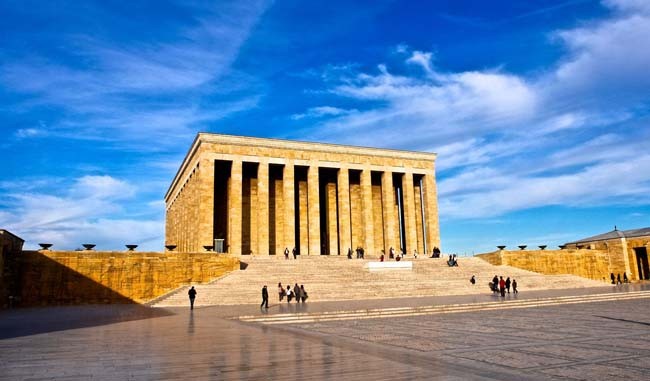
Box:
[292, 247, 298, 259]
[300, 285, 308, 302]
[261, 285, 269, 308]
[293, 283, 301, 303]
[188, 286, 197, 310]
[505, 277, 511, 293]
[512, 279, 518, 294]
[492, 275, 499, 293]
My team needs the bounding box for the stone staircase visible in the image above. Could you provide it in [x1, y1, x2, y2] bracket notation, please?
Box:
[151, 256, 605, 307]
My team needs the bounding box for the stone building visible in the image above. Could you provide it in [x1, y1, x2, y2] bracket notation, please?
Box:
[564, 227, 650, 281]
[165, 133, 440, 256]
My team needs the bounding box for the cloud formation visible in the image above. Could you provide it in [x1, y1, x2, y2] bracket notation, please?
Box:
[298, 0, 650, 220]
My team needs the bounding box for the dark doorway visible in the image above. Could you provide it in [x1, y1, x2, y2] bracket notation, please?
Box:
[635, 247, 649, 280]
[213, 160, 231, 251]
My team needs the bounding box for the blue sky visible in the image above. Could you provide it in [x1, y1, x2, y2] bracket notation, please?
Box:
[1, 0, 649, 253]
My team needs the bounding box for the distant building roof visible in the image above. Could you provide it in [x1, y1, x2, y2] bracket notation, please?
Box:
[566, 227, 650, 244]
[0, 229, 25, 243]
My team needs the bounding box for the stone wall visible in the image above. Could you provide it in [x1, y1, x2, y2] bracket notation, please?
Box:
[476, 249, 613, 282]
[0, 230, 25, 308]
[17, 251, 239, 306]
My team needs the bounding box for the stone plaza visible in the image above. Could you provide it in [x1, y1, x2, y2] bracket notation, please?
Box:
[1, 285, 649, 380]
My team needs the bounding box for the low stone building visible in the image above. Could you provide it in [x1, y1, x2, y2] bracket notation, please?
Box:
[564, 227, 650, 281]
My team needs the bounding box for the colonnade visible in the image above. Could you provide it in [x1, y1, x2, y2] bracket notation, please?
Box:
[195, 158, 439, 256]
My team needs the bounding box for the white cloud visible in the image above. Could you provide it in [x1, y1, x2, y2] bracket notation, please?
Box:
[291, 106, 356, 120]
[294, 0, 650, 221]
[0, 1, 270, 149]
[0, 176, 163, 251]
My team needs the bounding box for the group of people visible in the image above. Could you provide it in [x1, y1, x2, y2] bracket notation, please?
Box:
[610, 272, 629, 285]
[346, 247, 366, 259]
[489, 275, 518, 297]
[271, 282, 308, 306]
[447, 254, 459, 267]
[283, 247, 298, 260]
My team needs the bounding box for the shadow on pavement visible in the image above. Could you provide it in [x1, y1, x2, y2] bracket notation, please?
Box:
[0, 304, 174, 340]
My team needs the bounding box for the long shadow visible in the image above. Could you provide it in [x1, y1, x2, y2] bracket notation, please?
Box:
[0, 304, 173, 340]
[0, 251, 175, 339]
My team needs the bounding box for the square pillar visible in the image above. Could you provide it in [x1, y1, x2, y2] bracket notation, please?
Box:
[326, 181, 338, 254]
[381, 170, 396, 256]
[403, 171, 418, 255]
[360, 168, 375, 255]
[423, 169, 440, 251]
[307, 163, 321, 255]
[198, 158, 215, 252]
[337, 167, 352, 256]
[283, 161, 295, 251]
[229, 159, 243, 255]
[257, 160, 269, 255]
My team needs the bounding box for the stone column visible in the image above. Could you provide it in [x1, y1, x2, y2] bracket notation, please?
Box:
[381, 170, 396, 256]
[307, 163, 321, 255]
[257, 159, 269, 255]
[423, 168, 440, 251]
[337, 167, 352, 256]
[283, 161, 295, 251]
[197, 157, 215, 252]
[403, 171, 418, 255]
[229, 159, 243, 255]
[326, 181, 338, 254]
[360, 168, 375, 255]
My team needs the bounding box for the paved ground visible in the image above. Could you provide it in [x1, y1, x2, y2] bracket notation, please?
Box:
[1, 285, 649, 380]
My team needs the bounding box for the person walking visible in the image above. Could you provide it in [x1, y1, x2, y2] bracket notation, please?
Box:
[292, 247, 298, 259]
[505, 277, 511, 293]
[347, 247, 352, 259]
[188, 286, 197, 310]
[616, 273, 622, 285]
[499, 276, 506, 297]
[286, 285, 293, 302]
[470, 275, 476, 285]
[300, 285, 308, 302]
[623, 273, 629, 283]
[492, 275, 499, 293]
[512, 279, 518, 294]
[293, 283, 301, 303]
[261, 285, 269, 308]
[389, 247, 395, 259]
[278, 282, 285, 302]
[610, 272, 615, 284]
[284, 247, 289, 260]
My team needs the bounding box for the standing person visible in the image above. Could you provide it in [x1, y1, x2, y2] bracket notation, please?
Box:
[512, 279, 518, 294]
[300, 285, 308, 302]
[499, 276, 506, 297]
[188, 286, 197, 310]
[505, 277, 511, 293]
[347, 248, 352, 259]
[413, 249, 418, 259]
[284, 247, 289, 260]
[470, 275, 476, 285]
[623, 273, 629, 283]
[389, 247, 395, 259]
[292, 247, 297, 260]
[616, 273, 622, 285]
[278, 282, 285, 302]
[293, 283, 301, 303]
[261, 285, 269, 308]
[492, 275, 499, 293]
[360, 247, 365, 259]
[610, 273, 615, 284]
[286, 285, 293, 302]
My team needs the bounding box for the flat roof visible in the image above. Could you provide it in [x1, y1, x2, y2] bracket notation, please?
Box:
[166, 133, 437, 201]
[566, 227, 650, 244]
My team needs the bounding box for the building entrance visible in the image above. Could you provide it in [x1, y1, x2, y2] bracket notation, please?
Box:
[634, 247, 649, 280]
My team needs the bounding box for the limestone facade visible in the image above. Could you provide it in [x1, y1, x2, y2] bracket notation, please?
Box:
[165, 133, 440, 255]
